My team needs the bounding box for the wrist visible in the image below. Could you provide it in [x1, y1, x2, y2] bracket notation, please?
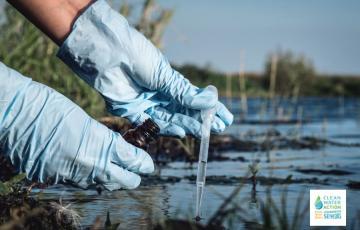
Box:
[60, 0, 95, 44]
[7, 0, 94, 45]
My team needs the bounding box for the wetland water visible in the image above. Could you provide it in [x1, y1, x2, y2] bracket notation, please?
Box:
[34, 98, 360, 229]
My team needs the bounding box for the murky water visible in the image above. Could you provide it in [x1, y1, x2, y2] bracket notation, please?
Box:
[34, 98, 360, 229]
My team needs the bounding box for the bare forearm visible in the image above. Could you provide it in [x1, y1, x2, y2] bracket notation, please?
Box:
[7, 0, 93, 45]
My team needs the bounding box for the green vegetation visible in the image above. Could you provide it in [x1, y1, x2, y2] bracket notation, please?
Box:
[177, 64, 269, 97]
[263, 51, 315, 98]
[176, 60, 360, 98]
[0, 173, 26, 196]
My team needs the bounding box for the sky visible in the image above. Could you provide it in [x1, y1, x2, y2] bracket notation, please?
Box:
[154, 0, 360, 75]
[1, 1, 360, 75]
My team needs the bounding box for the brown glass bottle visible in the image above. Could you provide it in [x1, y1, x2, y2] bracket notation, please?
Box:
[123, 119, 160, 150]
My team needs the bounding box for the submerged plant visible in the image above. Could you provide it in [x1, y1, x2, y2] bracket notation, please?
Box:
[49, 198, 81, 229]
[205, 174, 309, 230]
[248, 161, 260, 191]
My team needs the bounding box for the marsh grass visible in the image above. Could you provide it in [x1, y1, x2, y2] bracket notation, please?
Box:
[49, 199, 81, 229]
[0, 173, 81, 230]
[206, 183, 309, 230]
[248, 161, 260, 191]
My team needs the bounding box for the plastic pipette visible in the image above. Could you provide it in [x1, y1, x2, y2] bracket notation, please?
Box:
[195, 86, 218, 221]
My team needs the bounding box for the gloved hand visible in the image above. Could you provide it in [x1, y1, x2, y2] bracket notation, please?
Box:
[57, 0, 233, 138]
[0, 62, 154, 190]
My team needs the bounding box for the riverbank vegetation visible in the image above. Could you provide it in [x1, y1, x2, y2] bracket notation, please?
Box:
[177, 60, 360, 98]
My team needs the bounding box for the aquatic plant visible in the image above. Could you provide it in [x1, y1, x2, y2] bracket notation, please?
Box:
[248, 161, 260, 191]
[206, 183, 309, 230]
[49, 198, 81, 229]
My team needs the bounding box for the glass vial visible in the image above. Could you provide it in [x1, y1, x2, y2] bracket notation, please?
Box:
[123, 119, 160, 150]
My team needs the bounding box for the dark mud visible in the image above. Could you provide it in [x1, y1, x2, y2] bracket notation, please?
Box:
[347, 181, 360, 190]
[153, 219, 223, 230]
[211, 135, 360, 152]
[236, 119, 307, 125]
[140, 174, 330, 186]
[99, 117, 360, 165]
[295, 168, 354, 176]
[141, 175, 182, 186]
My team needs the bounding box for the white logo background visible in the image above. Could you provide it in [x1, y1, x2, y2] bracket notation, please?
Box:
[310, 190, 346, 226]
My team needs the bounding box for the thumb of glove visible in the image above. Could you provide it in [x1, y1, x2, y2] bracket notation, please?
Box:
[155, 61, 217, 110]
[97, 134, 155, 191]
[112, 133, 155, 174]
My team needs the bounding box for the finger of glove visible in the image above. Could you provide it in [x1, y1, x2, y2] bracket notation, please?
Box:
[126, 111, 151, 126]
[153, 119, 186, 138]
[150, 106, 229, 137]
[101, 163, 141, 190]
[211, 116, 227, 133]
[105, 91, 160, 120]
[149, 107, 202, 138]
[215, 102, 234, 126]
[157, 68, 217, 110]
[112, 134, 155, 174]
[168, 112, 228, 137]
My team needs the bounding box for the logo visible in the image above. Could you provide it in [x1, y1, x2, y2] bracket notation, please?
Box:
[314, 196, 323, 210]
[310, 190, 346, 226]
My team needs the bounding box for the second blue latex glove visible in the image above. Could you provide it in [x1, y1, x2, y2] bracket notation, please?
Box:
[57, 0, 233, 138]
[0, 62, 154, 190]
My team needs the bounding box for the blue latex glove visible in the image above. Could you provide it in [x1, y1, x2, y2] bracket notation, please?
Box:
[0, 62, 154, 190]
[57, 0, 233, 138]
